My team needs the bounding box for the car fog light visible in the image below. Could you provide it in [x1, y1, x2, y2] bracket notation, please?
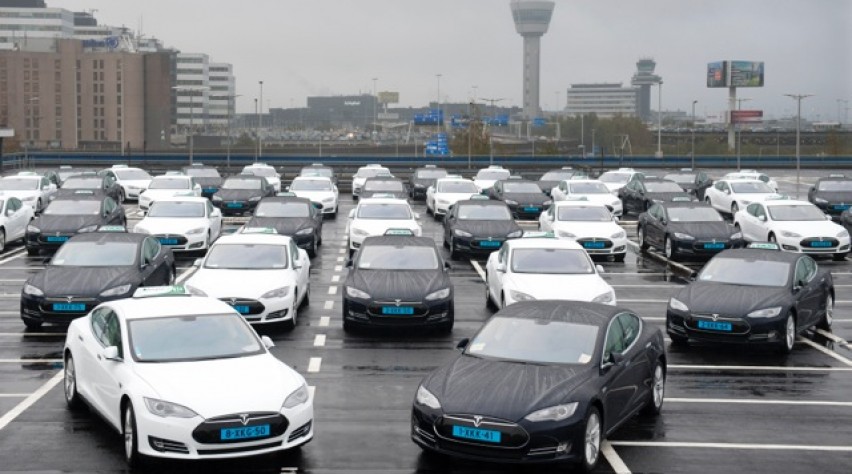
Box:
[557, 442, 571, 453]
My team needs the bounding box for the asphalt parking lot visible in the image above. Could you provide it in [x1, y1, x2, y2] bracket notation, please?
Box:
[0, 170, 851, 473]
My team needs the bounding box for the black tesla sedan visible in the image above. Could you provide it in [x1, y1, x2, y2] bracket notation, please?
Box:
[245, 196, 323, 257]
[663, 168, 713, 200]
[211, 175, 275, 215]
[536, 167, 588, 196]
[808, 174, 852, 220]
[619, 177, 695, 215]
[360, 177, 408, 200]
[442, 198, 523, 259]
[666, 246, 834, 353]
[54, 174, 122, 203]
[409, 165, 448, 200]
[182, 164, 224, 198]
[20, 232, 176, 329]
[638, 201, 743, 260]
[487, 179, 552, 220]
[25, 192, 126, 255]
[343, 232, 453, 333]
[411, 300, 665, 470]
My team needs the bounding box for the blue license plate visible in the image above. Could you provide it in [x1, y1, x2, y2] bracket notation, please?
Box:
[703, 243, 725, 250]
[697, 320, 732, 331]
[452, 425, 501, 444]
[810, 241, 833, 248]
[52, 303, 85, 312]
[234, 305, 250, 314]
[158, 238, 178, 245]
[583, 241, 606, 249]
[523, 206, 540, 212]
[382, 306, 414, 315]
[226, 202, 244, 208]
[833, 205, 849, 211]
[220, 424, 270, 441]
[46, 236, 69, 243]
[478, 240, 501, 248]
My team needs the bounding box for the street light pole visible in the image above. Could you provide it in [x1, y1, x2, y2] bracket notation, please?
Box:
[785, 93, 813, 199]
[736, 98, 751, 171]
[258, 81, 264, 160]
[656, 81, 663, 158]
[436, 74, 442, 134]
[372, 77, 378, 133]
[691, 100, 698, 169]
[254, 98, 259, 162]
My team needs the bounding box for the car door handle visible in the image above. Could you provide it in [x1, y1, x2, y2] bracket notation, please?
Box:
[78, 335, 83, 342]
[96, 354, 102, 360]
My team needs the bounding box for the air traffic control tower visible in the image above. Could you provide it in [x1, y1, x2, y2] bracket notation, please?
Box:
[631, 58, 662, 122]
[510, 0, 555, 118]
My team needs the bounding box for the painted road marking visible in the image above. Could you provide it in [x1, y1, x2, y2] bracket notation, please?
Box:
[0, 248, 26, 266]
[338, 248, 346, 254]
[175, 266, 195, 284]
[668, 364, 852, 372]
[324, 300, 334, 310]
[470, 260, 486, 281]
[334, 265, 343, 272]
[331, 275, 340, 283]
[0, 371, 63, 431]
[814, 329, 851, 348]
[328, 286, 338, 295]
[319, 316, 330, 327]
[665, 397, 852, 407]
[336, 257, 345, 262]
[0, 333, 64, 337]
[307, 357, 322, 373]
[602, 441, 631, 474]
[314, 334, 326, 347]
[609, 441, 852, 452]
[797, 337, 852, 366]
[0, 394, 30, 398]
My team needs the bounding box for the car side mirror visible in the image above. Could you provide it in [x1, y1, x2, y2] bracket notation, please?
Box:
[689, 271, 698, 282]
[444, 261, 452, 271]
[348, 210, 355, 219]
[825, 215, 832, 221]
[660, 217, 667, 225]
[345, 259, 354, 268]
[456, 338, 469, 351]
[601, 352, 623, 370]
[415, 213, 421, 219]
[496, 263, 506, 273]
[193, 258, 203, 267]
[261, 335, 275, 349]
[759, 215, 767, 221]
[596, 265, 605, 273]
[724, 189, 731, 195]
[211, 208, 221, 217]
[102, 346, 121, 362]
[613, 216, 619, 223]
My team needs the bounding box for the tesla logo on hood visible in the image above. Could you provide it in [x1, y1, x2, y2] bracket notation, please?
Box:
[230, 298, 237, 305]
[473, 415, 483, 427]
[712, 314, 719, 321]
[239, 413, 250, 425]
[66, 296, 74, 303]
[394, 299, 402, 307]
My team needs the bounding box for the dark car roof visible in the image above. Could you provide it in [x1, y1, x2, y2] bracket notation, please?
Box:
[494, 301, 626, 329]
[660, 201, 715, 209]
[360, 235, 436, 248]
[455, 199, 509, 208]
[815, 176, 851, 183]
[642, 177, 679, 184]
[69, 232, 147, 244]
[713, 248, 801, 264]
[259, 196, 312, 205]
[497, 179, 536, 185]
[182, 165, 216, 170]
[364, 177, 403, 184]
[49, 193, 108, 203]
[226, 175, 266, 182]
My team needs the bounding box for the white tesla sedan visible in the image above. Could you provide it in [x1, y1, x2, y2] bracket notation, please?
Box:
[287, 176, 338, 216]
[242, 163, 282, 192]
[723, 170, 779, 192]
[62, 287, 313, 466]
[351, 164, 392, 199]
[184, 231, 310, 329]
[0, 174, 56, 212]
[598, 168, 644, 194]
[0, 196, 34, 253]
[704, 178, 780, 215]
[538, 200, 628, 261]
[425, 177, 480, 217]
[485, 235, 616, 308]
[550, 179, 624, 216]
[472, 165, 510, 192]
[138, 175, 202, 211]
[734, 199, 850, 260]
[101, 165, 152, 202]
[134, 197, 222, 252]
[348, 197, 421, 253]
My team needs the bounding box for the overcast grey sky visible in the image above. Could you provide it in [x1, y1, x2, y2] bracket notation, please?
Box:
[59, 0, 850, 121]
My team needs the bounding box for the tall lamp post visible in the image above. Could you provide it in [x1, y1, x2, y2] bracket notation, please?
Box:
[435, 73, 442, 134]
[372, 77, 378, 133]
[736, 98, 751, 171]
[691, 100, 698, 168]
[481, 97, 505, 165]
[254, 98, 259, 162]
[212, 93, 241, 172]
[785, 93, 813, 199]
[655, 81, 663, 158]
[258, 81, 264, 160]
[173, 85, 208, 165]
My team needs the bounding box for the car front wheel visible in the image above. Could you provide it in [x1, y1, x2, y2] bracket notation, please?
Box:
[641, 361, 665, 416]
[64, 353, 82, 410]
[123, 402, 143, 467]
[779, 313, 796, 354]
[818, 294, 833, 330]
[580, 407, 602, 472]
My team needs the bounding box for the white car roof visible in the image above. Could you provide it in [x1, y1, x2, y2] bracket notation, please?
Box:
[109, 295, 236, 321]
[564, 179, 606, 185]
[151, 175, 191, 182]
[1, 175, 40, 181]
[506, 237, 585, 251]
[436, 177, 474, 184]
[356, 197, 410, 205]
[292, 176, 333, 183]
[146, 196, 209, 204]
[722, 178, 765, 184]
[212, 232, 294, 246]
[553, 200, 610, 209]
[244, 162, 273, 168]
[761, 199, 813, 208]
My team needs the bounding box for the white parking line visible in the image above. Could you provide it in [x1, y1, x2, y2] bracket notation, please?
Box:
[0, 279, 25, 283]
[470, 260, 486, 281]
[308, 385, 316, 400]
[0, 267, 44, 271]
[0, 248, 26, 266]
[331, 275, 340, 283]
[338, 248, 346, 254]
[313, 334, 326, 347]
[797, 338, 852, 366]
[609, 440, 852, 452]
[0, 359, 63, 363]
[324, 300, 334, 310]
[611, 284, 680, 288]
[665, 397, 852, 407]
[0, 371, 63, 431]
[0, 394, 30, 398]
[319, 316, 330, 327]
[0, 333, 63, 337]
[328, 286, 338, 295]
[307, 357, 322, 373]
[175, 266, 195, 284]
[668, 364, 852, 372]
[334, 265, 343, 272]
[336, 257, 345, 262]
[602, 442, 631, 474]
[618, 299, 670, 304]
[814, 329, 851, 348]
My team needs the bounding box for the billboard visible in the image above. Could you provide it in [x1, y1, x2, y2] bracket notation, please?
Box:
[707, 60, 764, 88]
[377, 91, 399, 104]
[707, 61, 727, 88]
[730, 110, 763, 124]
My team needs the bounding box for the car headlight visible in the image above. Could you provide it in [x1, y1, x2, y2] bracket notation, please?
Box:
[781, 230, 801, 238]
[22, 283, 43, 296]
[611, 201, 622, 207]
[454, 229, 473, 238]
[249, 196, 262, 202]
[352, 228, 369, 237]
[295, 228, 314, 235]
[27, 225, 40, 233]
[100, 284, 132, 297]
[747, 307, 783, 318]
[543, 200, 553, 206]
[127, 185, 141, 191]
[507, 230, 523, 238]
[346, 286, 371, 299]
[437, 199, 449, 206]
[510, 290, 535, 302]
[184, 284, 207, 296]
[611, 231, 626, 239]
[838, 230, 850, 239]
[669, 297, 689, 312]
[425, 288, 451, 301]
[504, 199, 518, 205]
[144, 397, 199, 418]
[261, 286, 290, 299]
[186, 227, 205, 235]
[524, 402, 578, 422]
[673, 232, 695, 240]
[414, 183, 425, 188]
[322, 197, 335, 203]
[558, 230, 576, 238]
[212, 195, 223, 201]
[282, 383, 309, 409]
[415, 385, 441, 410]
[814, 198, 828, 205]
[731, 232, 743, 240]
[592, 291, 614, 304]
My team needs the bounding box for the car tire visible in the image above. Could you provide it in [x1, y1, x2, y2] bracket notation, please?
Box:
[119, 189, 126, 203]
[308, 237, 318, 258]
[449, 238, 459, 261]
[613, 253, 626, 263]
[669, 333, 689, 347]
[342, 301, 354, 333]
[64, 353, 82, 411]
[641, 361, 665, 416]
[168, 266, 176, 285]
[579, 407, 602, 472]
[123, 402, 144, 468]
[485, 280, 496, 310]
[22, 317, 42, 330]
[664, 236, 676, 260]
[426, 202, 433, 215]
[301, 283, 310, 309]
[779, 312, 796, 354]
[26, 247, 39, 256]
[818, 294, 833, 330]
[731, 202, 739, 215]
[768, 233, 777, 244]
[283, 299, 298, 331]
[36, 199, 42, 213]
[638, 226, 649, 251]
[0, 229, 5, 253]
[705, 197, 712, 208]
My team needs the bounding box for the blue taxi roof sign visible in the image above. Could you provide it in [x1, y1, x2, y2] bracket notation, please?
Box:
[384, 228, 415, 236]
[747, 242, 781, 250]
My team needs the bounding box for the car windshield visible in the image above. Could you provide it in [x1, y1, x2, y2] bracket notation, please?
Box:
[476, 170, 510, 180]
[438, 181, 478, 193]
[301, 168, 332, 178]
[223, 178, 262, 190]
[667, 207, 724, 222]
[357, 245, 438, 270]
[768, 204, 827, 221]
[114, 169, 151, 181]
[557, 206, 612, 222]
[43, 200, 101, 215]
[357, 203, 412, 219]
[599, 172, 632, 184]
[59, 170, 94, 180]
[147, 201, 205, 218]
[255, 201, 310, 218]
[51, 241, 137, 266]
[128, 314, 263, 363]
[511, 248, 594, 274]
[568, 182, 610, 194]
[467, 316, 599, 365]
[416, 169, 447, 179]
[731, 182, 773, 194]
[364, 180, 404, 192]
[62, 178, 102, 189]
[0, 178, 39, 190]
[355, 168, 389, 178]
[458, 204, 512, 221]
[503, 182, 542, 193]
[184, 168, 220, 178]
[698, 257, 790, 287]
[645, 181, 685, 193]
[291, 179, 332, 191]
[541, 171, 578, 181]
[664, 173, 696, 185]
[818, 180, 852, 191]
[244, 167, 278, 177]
[204, 244, 288, 269]
[149, 178, 189, 190]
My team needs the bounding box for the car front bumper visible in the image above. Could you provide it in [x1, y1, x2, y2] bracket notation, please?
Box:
[775, 235, 850, 255]
[151, 233, 208, 252]
[452, 236, 507, 255]
[213, 200, 260, 215]
[21, 293, 118, 326]
[667, 309, 788, 344]
[343, 296, 452, 327]
[670, 237, 744, 256]
[217, 295, 295, 325]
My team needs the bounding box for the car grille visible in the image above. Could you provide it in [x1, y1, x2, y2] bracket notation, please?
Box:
[800, 237, 839, 251]
[192, 412, 287, 444]
[287, 421, 312, 442]
[154, 234, 189, 246]
[435, 414, 530, 449]
[218, 298, 265, 316]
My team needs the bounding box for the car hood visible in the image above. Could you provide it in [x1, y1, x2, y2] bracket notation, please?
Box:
[186, 268, 297, 298]
[537, 181, 559, 193]
[454, 219, 521, 239]
[246, 217, 314, 236]
[734, 192, 777, 202]
[131, 354, 303, 419]
[667, 221, 735, 240]
[506, 274, 613, 302]
[813, 191, 852, 203]
[121, 179, 151, 188]
[646, 191, 694, 202]
[351, 220, 420, 236]
[474, 179, 499, 190]
[292, 190, 335, 202]
[551, 221, 622, 239]
[33, 214, 104, 233]
[424, 355, 594, 421]
[361, 190, 407, 200]
[772, 220, 846, 237]
[435, 192, 478, 204]
[572, 193, 622, 208]
[412, 178, 437, 188]
[348, 269, 448, 301]
[675, 281, 790, 315]
[0, 190, 39, 199]
[502, 193, 549, 205]
[31, 265, 138, 297]
[136, 217, 210, 235]
[602, 182, 626, 192]
[214, 189, 264, 201]
[142, 189, 193, 200]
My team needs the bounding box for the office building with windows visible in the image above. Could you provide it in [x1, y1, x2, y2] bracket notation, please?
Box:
[565, 83, 639, 118]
